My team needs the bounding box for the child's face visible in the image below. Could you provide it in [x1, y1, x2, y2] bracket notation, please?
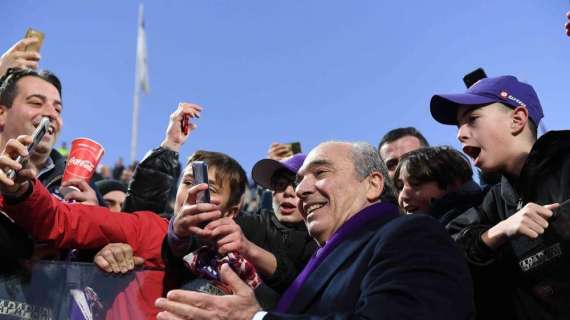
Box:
[456, 103, 513, 173]
[396, 167, 447, 214]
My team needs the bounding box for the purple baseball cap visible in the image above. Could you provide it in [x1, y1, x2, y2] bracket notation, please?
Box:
[252, 153, 306, 189]
[430, 75, 543, 126]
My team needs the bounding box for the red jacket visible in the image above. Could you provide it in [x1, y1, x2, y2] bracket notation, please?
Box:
[1, 178, 168, 269]
[1, 178, 169, 319]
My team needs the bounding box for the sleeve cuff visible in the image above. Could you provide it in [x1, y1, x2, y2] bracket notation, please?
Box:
[252, 311, 267, 320]
[167, 217, 193, 257]
[3, 180, 34, 205]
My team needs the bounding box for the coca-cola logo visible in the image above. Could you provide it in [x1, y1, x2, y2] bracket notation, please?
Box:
[68, 156, 95, 172]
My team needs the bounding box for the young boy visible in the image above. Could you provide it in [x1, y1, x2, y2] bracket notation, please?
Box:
[430, 75, 570, 319]
[394, 146, 484, 226]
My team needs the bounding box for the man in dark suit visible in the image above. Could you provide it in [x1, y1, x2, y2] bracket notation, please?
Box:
[155, 141, 475, 320]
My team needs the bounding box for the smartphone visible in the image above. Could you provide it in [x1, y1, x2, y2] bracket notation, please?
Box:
[7, 117, 50, 180]
[181, 114, 190, 135]
[24, 28, 45, 52]
[287, 142, 302, 155]
[192, 161, 211, 204]
[463, 68, 487, 88]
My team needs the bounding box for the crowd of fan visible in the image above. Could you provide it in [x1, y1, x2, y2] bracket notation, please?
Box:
[0, 16, 569, 320]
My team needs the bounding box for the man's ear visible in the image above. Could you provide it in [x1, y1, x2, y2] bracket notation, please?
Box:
[510, 106, 529, 136]
[366, 171, 384, 202]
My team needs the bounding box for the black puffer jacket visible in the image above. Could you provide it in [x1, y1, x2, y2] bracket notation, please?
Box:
[448, 130, 570, 320]
[122, 147, 181, 214]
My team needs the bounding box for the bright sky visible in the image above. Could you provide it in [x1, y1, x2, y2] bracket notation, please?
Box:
[2, 1, 569, 177]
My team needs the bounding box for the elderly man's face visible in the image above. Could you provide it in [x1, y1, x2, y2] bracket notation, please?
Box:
[295, 142, 376, 244]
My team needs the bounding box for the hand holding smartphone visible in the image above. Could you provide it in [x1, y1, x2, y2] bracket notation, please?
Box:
[192, 161, 211, 204]
[6, 117, 50, 180]
[24, 28, 45, 52]
[181, 114, 190, 135]
[191, 161, 211, 228]
[287, 142, 302, 155]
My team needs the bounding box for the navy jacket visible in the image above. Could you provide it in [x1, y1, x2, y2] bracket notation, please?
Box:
[267, 203, 475, 319]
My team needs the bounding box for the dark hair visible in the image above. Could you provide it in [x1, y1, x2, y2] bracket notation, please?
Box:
[186, 150, 247, 209]
[393, 146, 472, 191]
[378, 127, 429, 150]
[0, 68, 62, 108]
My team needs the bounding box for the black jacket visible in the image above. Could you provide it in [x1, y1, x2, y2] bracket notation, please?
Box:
[123, 147, 181, 215]
[234, 210, 317, 292]
[428, 180, 486, 227]
[448, 130, 570, 320]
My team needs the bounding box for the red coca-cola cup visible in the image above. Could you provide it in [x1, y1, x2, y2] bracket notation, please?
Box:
[60, 138, 104, 196]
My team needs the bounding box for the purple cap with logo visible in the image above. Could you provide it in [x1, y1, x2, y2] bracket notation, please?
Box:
[252, 153, 306, 189]
[430, 75, 543, 125]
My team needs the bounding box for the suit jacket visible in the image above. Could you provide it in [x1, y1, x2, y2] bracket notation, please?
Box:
[267, 203, 475, 319]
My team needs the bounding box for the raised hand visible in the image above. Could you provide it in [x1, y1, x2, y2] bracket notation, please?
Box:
[0, 38, 41, 77]
[161, 102, 203, 152]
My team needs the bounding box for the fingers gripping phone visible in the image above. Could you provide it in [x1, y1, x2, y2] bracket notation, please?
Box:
[24, 28, 45, 52]
[181, 114, 190, 135]
[7, 117, 50, 180]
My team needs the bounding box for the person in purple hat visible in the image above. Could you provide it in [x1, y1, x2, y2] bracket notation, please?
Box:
[252, 153, 306, 224]
[431, 75, 570, 319]
[250, 153, 318, 288]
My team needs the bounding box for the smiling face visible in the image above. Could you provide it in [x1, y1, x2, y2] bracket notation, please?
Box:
[295, 142, 380, 244]
[396, 167, 447, 214]
[456, 103, 515, 174]
[0, 76, 62, 158]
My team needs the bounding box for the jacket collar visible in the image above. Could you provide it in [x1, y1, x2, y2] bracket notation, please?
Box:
[286, 202, 400, 313]
[501, 130, 570, 204]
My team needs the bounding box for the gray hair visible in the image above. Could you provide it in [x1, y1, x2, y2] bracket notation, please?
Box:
[349, 142, 398, 205]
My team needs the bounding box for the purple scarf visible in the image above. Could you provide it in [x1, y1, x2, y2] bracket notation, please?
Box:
[275, 202, 399, 312]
